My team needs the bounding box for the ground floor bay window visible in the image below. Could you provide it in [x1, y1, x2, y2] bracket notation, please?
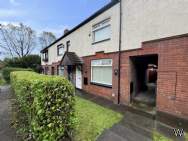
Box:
[91, 59, 112, 87]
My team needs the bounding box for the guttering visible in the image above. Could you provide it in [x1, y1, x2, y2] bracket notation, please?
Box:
[117, 0, 122, 104]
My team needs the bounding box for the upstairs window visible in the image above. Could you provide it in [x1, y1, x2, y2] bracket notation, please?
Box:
[92, 18, 111, 43]
[57, 44, 64, 56]
[91, 59, 112, 86]
[42, 51, 48, 62]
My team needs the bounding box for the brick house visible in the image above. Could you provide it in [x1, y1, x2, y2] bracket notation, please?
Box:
[41, 0, 188, 129]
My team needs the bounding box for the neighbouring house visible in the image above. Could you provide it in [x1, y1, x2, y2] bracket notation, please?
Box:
[41, 0, 188, 130]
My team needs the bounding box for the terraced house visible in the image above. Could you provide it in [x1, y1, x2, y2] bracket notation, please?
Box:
[41, 0, 188, 130]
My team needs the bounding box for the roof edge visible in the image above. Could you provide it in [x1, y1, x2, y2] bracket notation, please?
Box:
[41, 0, 120, 53]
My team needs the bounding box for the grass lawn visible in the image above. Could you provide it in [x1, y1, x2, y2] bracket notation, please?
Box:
[74, 96, 123, 141]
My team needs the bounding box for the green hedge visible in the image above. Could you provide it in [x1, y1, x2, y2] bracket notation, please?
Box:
[11, 71, 75, 141]
[2, 67, 33, 83]
[0, 74, 5, 85]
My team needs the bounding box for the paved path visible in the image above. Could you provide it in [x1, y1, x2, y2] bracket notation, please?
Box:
[97, 109, 154, 141]
[76, 90, 152, 141]
[76, 90, 186, 141]
[0, 85, 19, 141]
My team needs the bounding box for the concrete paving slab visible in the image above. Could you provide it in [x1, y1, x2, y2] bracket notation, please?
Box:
[0, 85, 20, 141]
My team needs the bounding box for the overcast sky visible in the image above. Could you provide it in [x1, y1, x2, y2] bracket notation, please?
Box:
[0, 0, 110, 59]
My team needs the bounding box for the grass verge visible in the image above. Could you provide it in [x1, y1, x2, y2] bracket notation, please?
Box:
[74, 96, 123, 141]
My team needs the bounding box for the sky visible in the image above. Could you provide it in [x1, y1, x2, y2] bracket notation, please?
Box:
[0, 0, 111, 59]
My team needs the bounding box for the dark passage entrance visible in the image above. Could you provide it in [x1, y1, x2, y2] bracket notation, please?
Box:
[130, 54, 158, 107]
[51, 67, 55, 75]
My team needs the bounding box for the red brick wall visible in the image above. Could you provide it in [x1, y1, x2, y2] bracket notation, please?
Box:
[152, 37, 188, 118]
[119, 36, 188, 118]
[82, 51, 119, 102]
[52, 61, 61, 75]
[42, 61, 61, 75]
[119, 47, 159, 105]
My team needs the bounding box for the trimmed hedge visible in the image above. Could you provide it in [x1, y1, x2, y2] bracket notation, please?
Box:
[11, 71, 75, 141]
[2, 67, 33, 83]
[0, 74, 5, 85]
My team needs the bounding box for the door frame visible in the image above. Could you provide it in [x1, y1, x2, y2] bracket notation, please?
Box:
[76, 66, 82, 89]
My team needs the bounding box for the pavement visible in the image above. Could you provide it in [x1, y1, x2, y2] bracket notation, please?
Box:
[0, 85, 19, 141]
[76, 90, 152, 141]
[76, 89, 186, 141]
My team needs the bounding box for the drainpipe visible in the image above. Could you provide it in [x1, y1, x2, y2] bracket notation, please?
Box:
[117, 0, 122, 104]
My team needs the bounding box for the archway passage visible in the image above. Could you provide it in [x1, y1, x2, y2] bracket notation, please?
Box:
[130, 54, 158, 107]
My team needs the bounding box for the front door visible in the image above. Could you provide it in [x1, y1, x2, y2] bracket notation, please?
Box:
[76, 66, 82, 89]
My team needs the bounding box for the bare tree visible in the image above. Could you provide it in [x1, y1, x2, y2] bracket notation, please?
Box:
[0, 23, 36, 58]
[39, 31, 56, 49]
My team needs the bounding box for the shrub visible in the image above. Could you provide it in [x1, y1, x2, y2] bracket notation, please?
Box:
[2, 67, 33, 83]
[11, 71, 75, 141]
[0, 75, 5, 85]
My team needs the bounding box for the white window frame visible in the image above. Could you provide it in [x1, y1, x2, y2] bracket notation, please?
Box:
[57, 44, 65, 56]
[92, 18, 111, 43]
[42, 51, 48, 60]
[91, 59, 112, 86]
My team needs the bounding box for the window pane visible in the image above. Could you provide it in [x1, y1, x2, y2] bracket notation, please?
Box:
[59, 47, 64, 55]
[92, 66, 112, 85]
[91, 59, 112, 66]
[58, 66, 64, 76]
[58, 44, 64, 55]
[93, 25, 110, 42]
[93, 18, 110, 30]
[43, 54, 45, 59]
[43, 52, 48, 59]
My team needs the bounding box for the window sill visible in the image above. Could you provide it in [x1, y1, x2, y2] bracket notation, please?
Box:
[90, 82, 112, 88]
[92, 38, 110, 45]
